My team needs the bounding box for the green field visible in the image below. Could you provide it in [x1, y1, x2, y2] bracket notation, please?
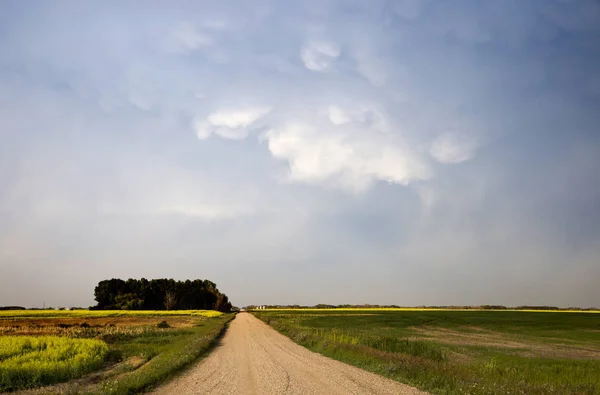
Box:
[0, 310, 233, 393]
[253, 309, 600, 394]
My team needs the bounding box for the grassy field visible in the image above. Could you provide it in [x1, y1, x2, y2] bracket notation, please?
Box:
[253, 309, 600, 394]
[0, 310, 233, 393]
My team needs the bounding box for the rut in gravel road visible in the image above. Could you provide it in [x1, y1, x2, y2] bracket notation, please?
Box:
[152, 312, 426, 395]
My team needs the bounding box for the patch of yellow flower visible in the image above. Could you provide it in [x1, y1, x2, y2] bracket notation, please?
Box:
[0, 309, 223, 319]
[0, 336, 108, 391]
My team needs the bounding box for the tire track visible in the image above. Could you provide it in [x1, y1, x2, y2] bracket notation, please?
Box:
[152, 313, 426, 395]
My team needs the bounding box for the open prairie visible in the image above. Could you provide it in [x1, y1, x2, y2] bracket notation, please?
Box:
[253, 309, 600, 394]
[0, 310, 232, 393]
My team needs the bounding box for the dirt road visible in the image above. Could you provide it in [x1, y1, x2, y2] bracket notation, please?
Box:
[153, 312, 425, 394]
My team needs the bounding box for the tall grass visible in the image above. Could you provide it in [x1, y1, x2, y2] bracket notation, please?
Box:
[98, 314, 234, 394]
[364, 335, 446, 362]
[309, 328, 445, 362]
[0, 336, 108, 391]
[255, 310, 600, 394]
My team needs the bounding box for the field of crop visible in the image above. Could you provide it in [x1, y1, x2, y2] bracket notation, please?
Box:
[0, 310, 233, 393]
[253, 309, 600, 394]
[0, 309, 223, 319]
[0, 336, 108, 391]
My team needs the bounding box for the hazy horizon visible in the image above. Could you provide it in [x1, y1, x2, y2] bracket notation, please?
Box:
[1, 1, 599, 309]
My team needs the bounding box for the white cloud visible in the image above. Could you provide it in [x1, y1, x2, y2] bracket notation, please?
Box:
[194, 119, 213, 140]
[300, 39, 341, 72]
[195, 106, 272, 140]
[208, 107, 272, 128]
[264, 122, 430, 192]
[328, 106, 352, 125]
[430, 133, 478, 164]
[214, 125, 251, 140]
[327, 105, 376, 126]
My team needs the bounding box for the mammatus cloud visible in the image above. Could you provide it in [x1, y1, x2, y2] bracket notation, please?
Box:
[194, 100, 438, 191]
[194, 107, 272, 140]
[430, 133, 478, 164]
[264, 121, 430, 192]
[300, 39, 341, 72]
[327, 106, 353, 125]
[327, 105, 375, 126]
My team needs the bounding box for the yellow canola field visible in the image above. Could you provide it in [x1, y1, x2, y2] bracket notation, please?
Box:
[0, 309, 223, 319]
[0, 336, 108, 391]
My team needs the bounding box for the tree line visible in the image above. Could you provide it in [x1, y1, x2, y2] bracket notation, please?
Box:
[92, 278, 232, 312]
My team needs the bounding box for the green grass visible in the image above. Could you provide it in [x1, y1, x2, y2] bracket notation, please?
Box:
[253, 309, 600, 394]
[0, 336, 108, 392]
[98, 314, 233, 394]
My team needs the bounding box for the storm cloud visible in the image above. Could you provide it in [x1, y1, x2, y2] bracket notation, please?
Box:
[1, 0, 599, 308]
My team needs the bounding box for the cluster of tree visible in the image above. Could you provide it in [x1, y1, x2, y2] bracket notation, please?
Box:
[0, 306, 25, 310]
[92, 278, 232, 312]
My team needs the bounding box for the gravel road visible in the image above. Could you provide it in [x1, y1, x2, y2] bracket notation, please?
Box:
[152, 312, 426, 394]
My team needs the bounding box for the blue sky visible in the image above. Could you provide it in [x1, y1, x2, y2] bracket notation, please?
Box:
[1, 0, 599, 308]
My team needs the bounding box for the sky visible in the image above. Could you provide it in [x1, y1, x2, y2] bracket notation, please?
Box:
[1, 0, 599, 309]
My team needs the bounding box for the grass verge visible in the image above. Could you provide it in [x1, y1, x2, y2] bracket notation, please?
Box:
[97, 313, 233, 394]
[253, 310, 600, 394]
